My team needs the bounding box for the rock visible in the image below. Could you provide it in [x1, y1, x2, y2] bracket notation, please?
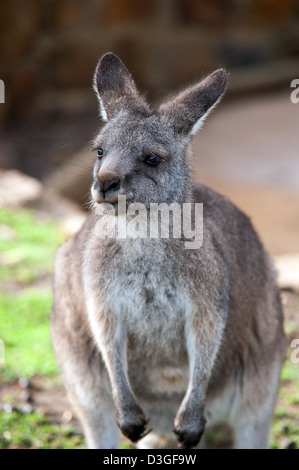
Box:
[0, 169, 86, 237]
[18, 377, 30, 389]
[63, 409, 73, 423]
[3, 403, 13, 413]
[274, 254, 299, 291]
[0, 169, 42, 208]
[22, 404, 34, 414]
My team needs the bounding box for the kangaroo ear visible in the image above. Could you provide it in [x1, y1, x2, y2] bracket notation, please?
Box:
[159, 69, 227, 135]
[93, 53, 147, 121]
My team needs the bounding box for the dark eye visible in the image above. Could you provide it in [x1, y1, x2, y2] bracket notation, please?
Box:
[143, 154, 163, 168]
[97, 148, 104, 158]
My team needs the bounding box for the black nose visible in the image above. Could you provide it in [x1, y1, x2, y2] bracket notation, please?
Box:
[96, 171, 121, 198]
[100, 178, 120, 196]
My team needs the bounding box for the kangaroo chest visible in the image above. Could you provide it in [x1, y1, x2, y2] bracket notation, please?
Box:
[115, 254, 186, 342]
[96, 238, 190, 354]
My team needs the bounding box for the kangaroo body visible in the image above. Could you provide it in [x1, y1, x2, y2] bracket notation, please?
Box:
[51, 53, 285, 449]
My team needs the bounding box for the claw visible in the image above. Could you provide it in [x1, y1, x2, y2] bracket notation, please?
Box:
[118, 413, 150, 443]
[139, 427, 152, 440]
[173, 423, 205, 449]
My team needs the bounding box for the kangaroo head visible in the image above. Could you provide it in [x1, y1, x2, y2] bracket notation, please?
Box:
[91, 53, 227, 208]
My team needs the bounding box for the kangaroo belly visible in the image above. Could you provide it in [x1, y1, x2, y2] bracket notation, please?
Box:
[104, 245, 190, 397]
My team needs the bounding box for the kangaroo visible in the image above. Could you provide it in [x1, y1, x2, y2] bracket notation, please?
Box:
[51, 53, 286, 449]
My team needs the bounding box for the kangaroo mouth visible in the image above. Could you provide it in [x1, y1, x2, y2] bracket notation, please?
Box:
[93, 196, 133, 217]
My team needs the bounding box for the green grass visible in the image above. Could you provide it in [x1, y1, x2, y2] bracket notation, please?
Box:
[0, 207, 64, 380]
[269, 349, 299, 449]
[0, 408, 84, 449]
[0, 207, 64, 283]
[0, 207, 73, 449]
[0, 288, 58, 380]
[270, 411, 299, 449]
[281, 357, 299, 383]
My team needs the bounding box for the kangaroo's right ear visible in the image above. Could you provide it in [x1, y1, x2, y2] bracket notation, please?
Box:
[93, 53, 147, 121]
[159, 68, 227, 136]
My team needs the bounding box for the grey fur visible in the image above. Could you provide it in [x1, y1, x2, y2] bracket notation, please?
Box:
[51, 53, 286, 449]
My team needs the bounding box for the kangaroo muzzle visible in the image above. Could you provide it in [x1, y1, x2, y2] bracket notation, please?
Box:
[95, 170, 121, 203]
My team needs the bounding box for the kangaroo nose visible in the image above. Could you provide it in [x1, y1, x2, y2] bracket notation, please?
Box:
[97, 171, 121, 198]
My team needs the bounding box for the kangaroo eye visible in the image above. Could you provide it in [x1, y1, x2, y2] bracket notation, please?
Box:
[143, 154, 163, 168]
[97, 148, 104, 158]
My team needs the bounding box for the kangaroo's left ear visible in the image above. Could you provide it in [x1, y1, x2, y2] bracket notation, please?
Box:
[93, 52, 148, 122]
[159, 69, 227, 136]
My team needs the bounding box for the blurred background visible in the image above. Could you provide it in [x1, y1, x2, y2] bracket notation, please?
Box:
[0, 0, 299, 449]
